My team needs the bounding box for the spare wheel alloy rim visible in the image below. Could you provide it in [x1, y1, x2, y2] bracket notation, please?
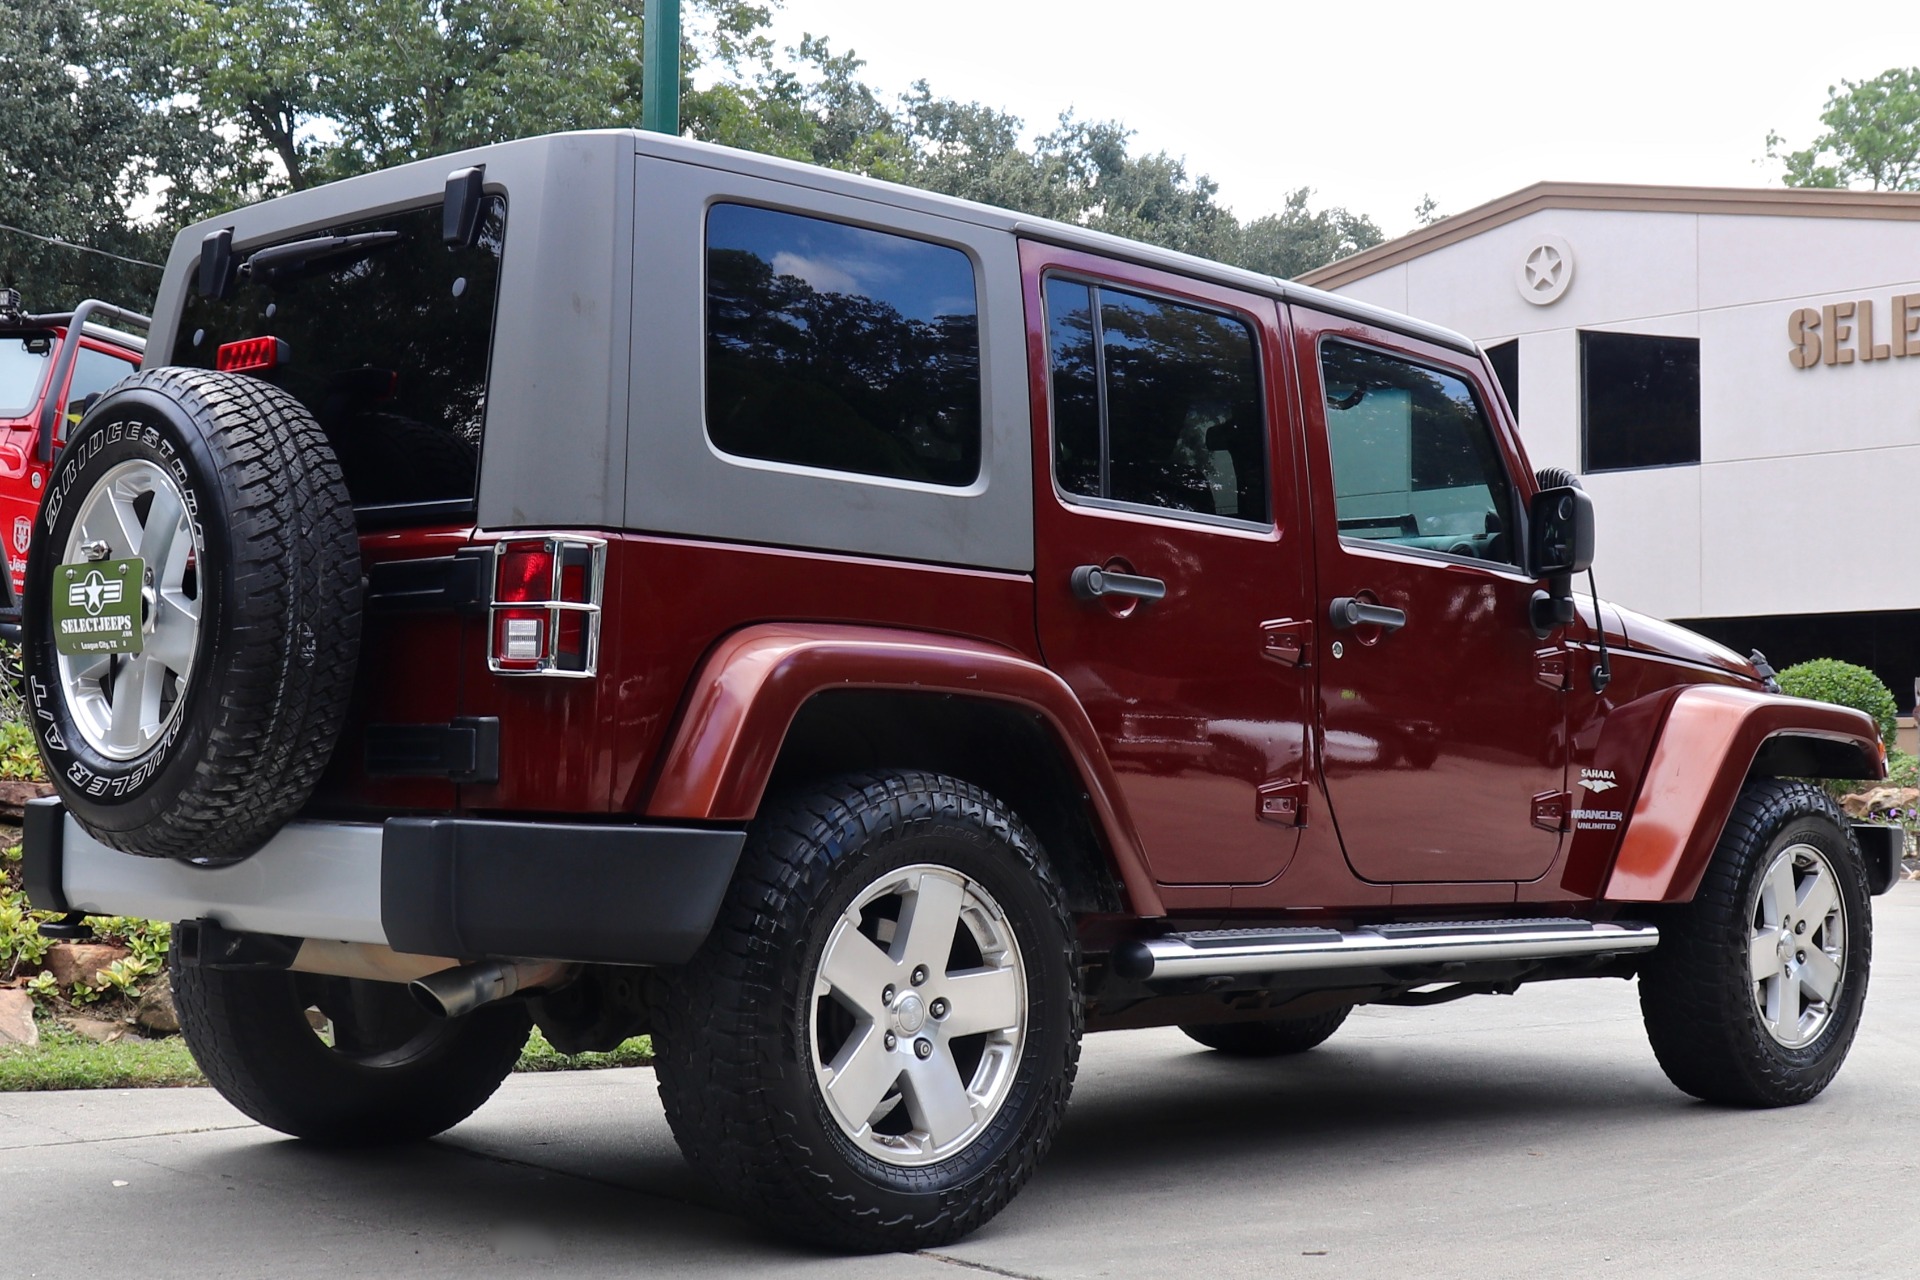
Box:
[1749, 840, 1847, 1049]
[57, 459, 203, 761]
[808, 862, 1028, 1168]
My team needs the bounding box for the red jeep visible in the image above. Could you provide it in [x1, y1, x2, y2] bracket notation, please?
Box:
[0, 292, 147, 614]
[17, 132, 1897, 1252]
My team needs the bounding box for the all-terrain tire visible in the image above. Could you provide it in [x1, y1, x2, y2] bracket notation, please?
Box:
[1180, 1006, 1351, 1056]
[24, 367, 361, 862]
[170, 942, 530, 1144]
[653, 771, 1082, 1252]
[1638, 779, 1871, 1107]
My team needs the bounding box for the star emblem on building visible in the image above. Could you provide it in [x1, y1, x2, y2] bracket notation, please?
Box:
[1525, 244, 1563, 291]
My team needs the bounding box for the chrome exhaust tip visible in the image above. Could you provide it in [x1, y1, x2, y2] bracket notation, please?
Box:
[409, 959, 573, 1019]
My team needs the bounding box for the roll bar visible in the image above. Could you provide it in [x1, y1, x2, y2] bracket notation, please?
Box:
[32, 300, 151, 462]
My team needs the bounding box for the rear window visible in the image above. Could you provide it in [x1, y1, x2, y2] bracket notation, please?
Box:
[172, 198, 506, 517]
[0, 338, 51, 419]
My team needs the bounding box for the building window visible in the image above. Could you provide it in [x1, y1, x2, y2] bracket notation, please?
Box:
[1044, 276, 1268, 523]
[1318, 340, 1516, 566]
[705, 203, 982, 487]
[1581, 331, 1699, 472]
[1485, 338, 1519, 418]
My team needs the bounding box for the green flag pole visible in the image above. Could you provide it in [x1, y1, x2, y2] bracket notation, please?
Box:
[641, 0, 681, 135]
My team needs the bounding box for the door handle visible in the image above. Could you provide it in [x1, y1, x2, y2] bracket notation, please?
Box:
[1071, 565, 1167, 603]
[1329, 596, 1407, 632]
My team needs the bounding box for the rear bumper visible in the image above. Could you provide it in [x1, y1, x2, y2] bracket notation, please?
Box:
[22, 799, 745, 966]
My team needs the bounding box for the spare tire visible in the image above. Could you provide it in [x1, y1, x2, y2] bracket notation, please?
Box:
[24, 367, 362, 863]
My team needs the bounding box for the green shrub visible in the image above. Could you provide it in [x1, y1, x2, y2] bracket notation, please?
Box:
[1888, 749, 1919, 790]
[1778, 658, 1899, 747]
[0, 719, 41, 781]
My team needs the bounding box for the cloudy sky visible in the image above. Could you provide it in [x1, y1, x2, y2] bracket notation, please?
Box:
[761, 0, 1911, 238]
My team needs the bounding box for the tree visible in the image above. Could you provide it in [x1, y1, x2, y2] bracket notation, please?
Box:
[0, 0, 220, 307]
[138, 0, 768, 207]
[1769, 67, 1920, 191]
[35, 2, 1379, 290]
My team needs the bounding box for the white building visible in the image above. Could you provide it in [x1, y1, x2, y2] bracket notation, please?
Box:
[1301, 183, 1920, 710]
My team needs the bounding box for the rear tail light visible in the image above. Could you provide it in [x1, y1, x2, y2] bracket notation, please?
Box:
[487, 536, 605, 676]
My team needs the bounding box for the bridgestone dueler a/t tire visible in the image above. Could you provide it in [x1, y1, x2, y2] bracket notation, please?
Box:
[1638, 780, 1871, 1107]
[170, 941, 531, 1144]
[653, 772, 1082, 1252]
[1180, 1005, 1351, 1056]
[24, 368, 361, 862]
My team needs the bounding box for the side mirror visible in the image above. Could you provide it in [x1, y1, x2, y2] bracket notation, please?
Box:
[1528, 484, 1595, 578]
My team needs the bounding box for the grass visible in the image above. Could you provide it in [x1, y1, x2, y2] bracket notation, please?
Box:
[0, 1021, 652, 1092]
[514, 1027, 653, 1072]
[0, 1023, 204, 1091]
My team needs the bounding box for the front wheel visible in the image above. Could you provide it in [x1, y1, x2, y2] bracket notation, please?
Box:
[1639, 780, 1871, 1107]
[171, 943, 531, 1144]
[653, 772, 1081, 1252]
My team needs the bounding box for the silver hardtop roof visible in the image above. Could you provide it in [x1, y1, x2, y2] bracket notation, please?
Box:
[163, 128, 1477, 360]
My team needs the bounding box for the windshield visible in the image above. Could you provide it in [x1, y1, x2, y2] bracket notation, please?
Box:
[0, 337, 52, 419]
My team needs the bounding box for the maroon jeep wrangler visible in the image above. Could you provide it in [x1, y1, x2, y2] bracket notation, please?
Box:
[18, 131, 1897, 1252]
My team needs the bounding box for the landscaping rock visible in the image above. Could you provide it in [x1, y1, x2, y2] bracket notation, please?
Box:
[135, 984, 178, 1035]
[0, 779, 54, 821]
[44, 942, 129, 990]
[1840, 786, 1919, 819]
[0, 988, 36, 1047]
[65, 1015, 128, 1044]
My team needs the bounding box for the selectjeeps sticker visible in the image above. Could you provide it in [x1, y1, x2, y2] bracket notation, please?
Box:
[51, 557, 144, 657]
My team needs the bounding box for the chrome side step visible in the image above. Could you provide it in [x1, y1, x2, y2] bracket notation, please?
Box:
[1112, 918, 1660, 982]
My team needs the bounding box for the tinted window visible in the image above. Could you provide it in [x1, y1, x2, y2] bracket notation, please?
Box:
[0, 339, 50, 418]
[174, 198, 506, 512]
[64, 346, 136, 427]
[705, 203, 981, 487]
[1581, 331, 1699, 472]
[1320, 341, 1515, 564]
[1044, 278, 1267, 523]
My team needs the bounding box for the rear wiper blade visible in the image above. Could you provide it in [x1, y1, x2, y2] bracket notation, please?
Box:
[240, 230, 403, 283]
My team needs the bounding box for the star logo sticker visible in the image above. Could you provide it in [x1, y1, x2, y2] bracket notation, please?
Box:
[1524, 244, 1563, 291]
[67, 569, 124, 617]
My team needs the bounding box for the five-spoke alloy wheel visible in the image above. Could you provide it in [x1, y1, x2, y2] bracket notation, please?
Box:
[654, 772, 1081, 1252]
[1747, 841, 1847, 1049]
[810, 864, 1028, 1167]
[57, 459, 203, 760]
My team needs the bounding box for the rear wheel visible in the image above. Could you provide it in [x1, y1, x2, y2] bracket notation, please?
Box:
[170, 944, 530, 1144]
[653, 772, 1081, 1252]
[1180, 1006, 1351, 1056]
[1639, 780, 1871, 1107]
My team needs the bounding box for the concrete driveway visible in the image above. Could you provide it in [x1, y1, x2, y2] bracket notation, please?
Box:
[7, 887, 1920, 1279]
